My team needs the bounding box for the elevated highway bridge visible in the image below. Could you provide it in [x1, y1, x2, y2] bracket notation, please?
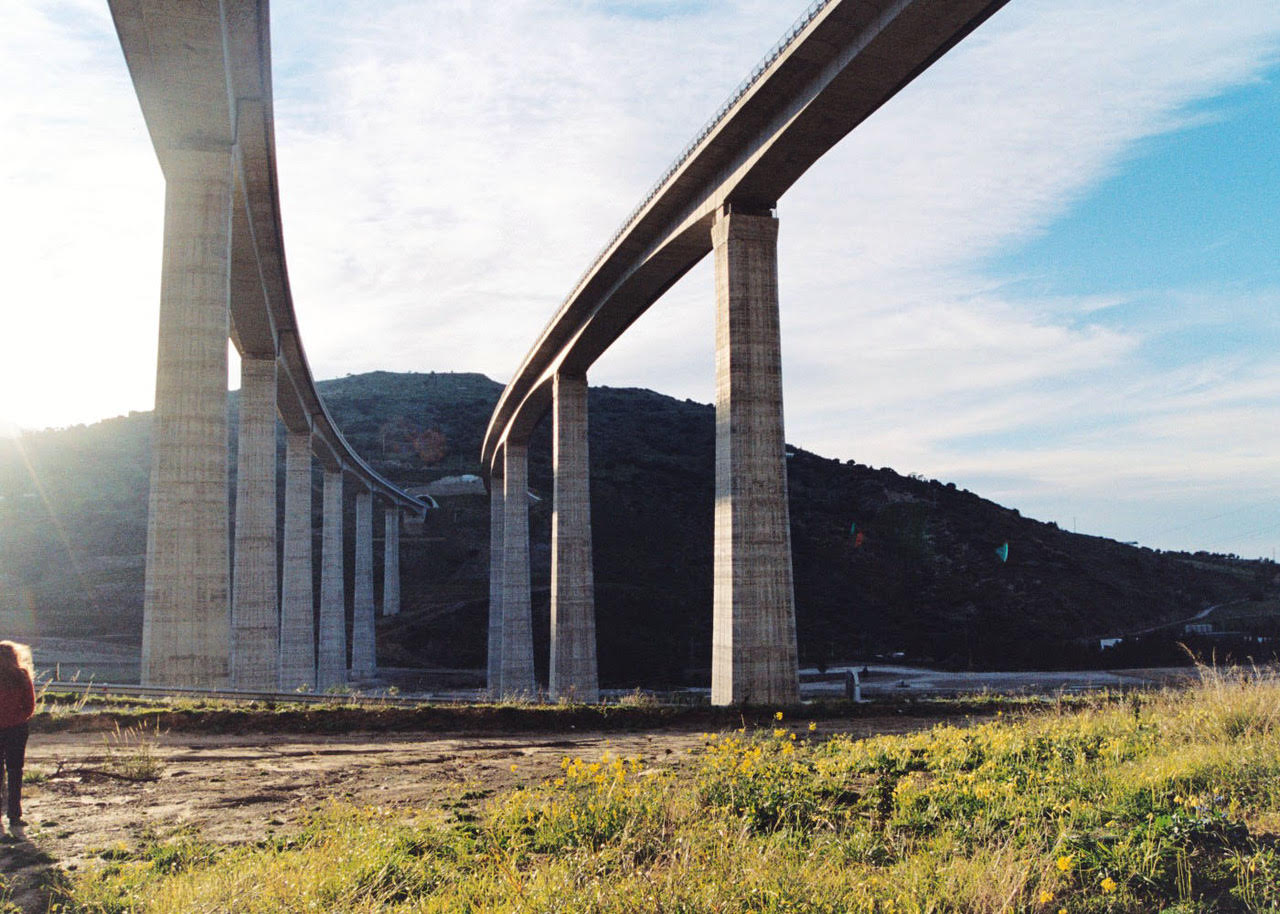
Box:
[481, 0, 1011, 704]
[109, 0, 426, 691]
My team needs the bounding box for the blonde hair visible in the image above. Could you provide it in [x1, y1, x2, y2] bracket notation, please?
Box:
[0, 641, 33, 688]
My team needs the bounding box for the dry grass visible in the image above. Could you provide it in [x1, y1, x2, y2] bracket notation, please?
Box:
[56, 669, 1280, 913]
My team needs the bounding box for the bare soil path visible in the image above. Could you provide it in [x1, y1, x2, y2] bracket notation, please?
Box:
[0, 714, 943, 913]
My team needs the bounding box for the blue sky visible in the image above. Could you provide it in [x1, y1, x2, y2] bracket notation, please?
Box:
[1, 0, 1278, 559]
[994, 77, 1279, 297]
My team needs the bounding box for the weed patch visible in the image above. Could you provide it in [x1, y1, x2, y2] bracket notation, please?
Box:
[99, 721, 164, 781]
[54, 670, 1280, 913]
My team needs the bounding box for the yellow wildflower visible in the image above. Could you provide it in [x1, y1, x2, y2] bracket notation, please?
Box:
[774, 711, 784, 721]
[808, 721, 817, 732]
[1056, 855, 1073, 873]
[773, 728, 787, 739]
[1037, 889, 1054, 904]
[1101, 877, 1117, 894]
[509, 763, 518, 773]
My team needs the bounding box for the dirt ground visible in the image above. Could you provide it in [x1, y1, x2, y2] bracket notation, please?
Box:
[0, 714, 946, 913]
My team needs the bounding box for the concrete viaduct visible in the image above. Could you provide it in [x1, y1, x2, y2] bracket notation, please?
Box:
[482, 0, 1010, 705]
[109, 0, 426, 691]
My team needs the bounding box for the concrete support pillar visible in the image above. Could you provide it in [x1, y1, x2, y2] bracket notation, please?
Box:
[710, 206, 799, 706]
[231, 356, 279, 690]
[550, 373, 599, 702]
[316, 469, 347, 690]
[279, 431, 315, 691]
[500, 443, 535, 696]
[382, 506, 401, 617]
[350, 488, 377, 678]
[486, 474, 504, 696]
[141, 147, 233, 688]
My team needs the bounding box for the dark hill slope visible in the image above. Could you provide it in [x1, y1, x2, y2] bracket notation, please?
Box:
[1, 371, 1273, 686]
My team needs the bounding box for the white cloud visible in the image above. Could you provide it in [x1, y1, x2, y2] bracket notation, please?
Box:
[3, 0, 1279, 556]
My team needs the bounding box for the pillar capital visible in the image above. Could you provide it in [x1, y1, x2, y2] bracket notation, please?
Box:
[160, 145, 237, 184]
[712, 205, 779, 250]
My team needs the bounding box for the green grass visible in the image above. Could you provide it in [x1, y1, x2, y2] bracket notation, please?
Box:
[53, 669, 1280, 913]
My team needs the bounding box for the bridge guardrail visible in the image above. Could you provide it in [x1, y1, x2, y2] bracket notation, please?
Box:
[552, 0, 835, 324]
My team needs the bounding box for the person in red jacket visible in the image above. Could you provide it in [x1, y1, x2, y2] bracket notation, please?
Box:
[0, 641, 35, 833]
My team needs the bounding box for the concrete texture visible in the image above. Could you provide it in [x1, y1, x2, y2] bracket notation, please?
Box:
[350, 488, 377, 678]
[710, 208, 798, 706]
[230, 355, 279, 690]
[279, 430, 315, 691]
[487, 476, 504, 695]
[141, 148, 234, 688]
[550, 373, 599, 702]
[500, 443, 535, 696]
[316, 469, 347, 690]
[382, 507, 401, 617]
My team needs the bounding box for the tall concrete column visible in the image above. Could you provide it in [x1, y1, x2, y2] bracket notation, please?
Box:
[279, 430, 315, 691]
[382, 506, 401, 617]
[486, 473, 505, 696]
[709, 206, 799, 706]
[142, 147, 233, 688]
[550, 373, 599, 702]
[316, 468, 347, 690]
[500, 442, 535, 696]
[231, 356, 279, 689]
[350, 488, 377, 678]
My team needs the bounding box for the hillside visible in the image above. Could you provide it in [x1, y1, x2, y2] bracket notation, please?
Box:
[1, 370, 1276, 686]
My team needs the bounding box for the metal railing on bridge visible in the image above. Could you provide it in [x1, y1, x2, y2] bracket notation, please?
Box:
[554, 0, 835, 317]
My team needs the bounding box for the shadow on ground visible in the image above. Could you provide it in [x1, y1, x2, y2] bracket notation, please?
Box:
[1, 834, 61, 914]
